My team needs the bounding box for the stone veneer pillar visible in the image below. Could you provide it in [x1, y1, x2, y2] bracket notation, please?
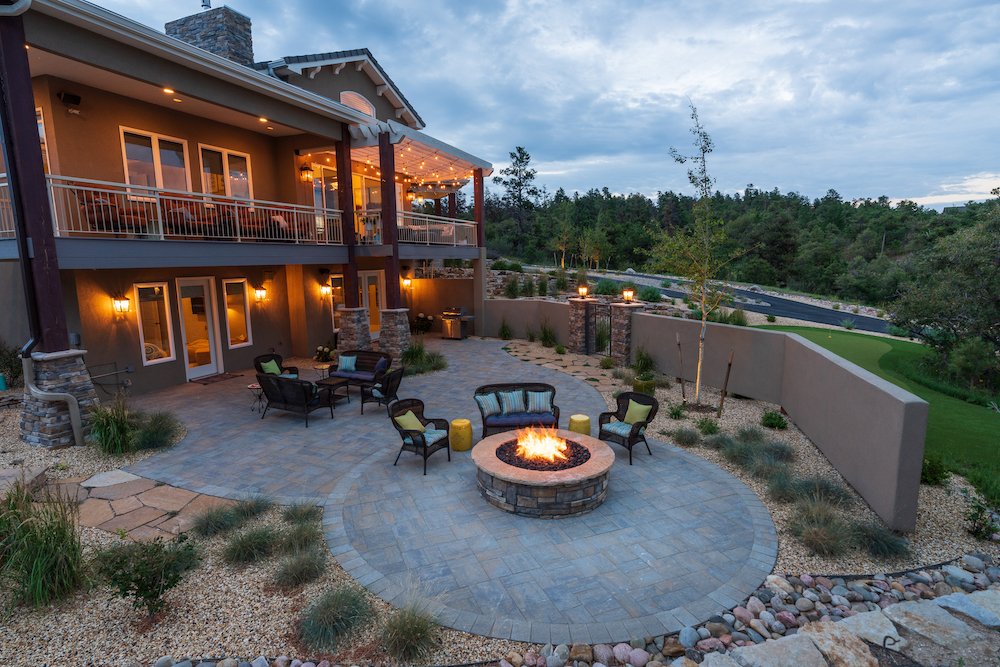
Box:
[610, 302, 644, 367]
[378, 308, 411, 360]
[20, 349, 99, 448]
[337, 306, 371, 351]
[568, 298, 596, 355]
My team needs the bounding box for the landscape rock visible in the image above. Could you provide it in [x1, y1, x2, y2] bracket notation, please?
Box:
[544, 654, 562, 667]
[962, 554, 985, 572]
[592, 645, 613, 665]
[628, 647, 650, 667]
[678, 627, 699, 648]
[554, 644, 570, 661]
[745, 596, 765, 617]
[506, 652, 524, 667]
[660, 637, 685, 657]
[730, 632, 827, 667]
[700, 653, 741, 666]
[154, 658, 174, 667]
[217, 660, 238, 667]
[250, 659, 268, 667]
[934, 592, 1000, 628]
[732, 606, 753, 625]
[799, 621, 877, 667]
[765, 575, 794, 595]
[883, 600, 979, 646]
[613, 642, 632, 663]
[568, 644, 592, 663]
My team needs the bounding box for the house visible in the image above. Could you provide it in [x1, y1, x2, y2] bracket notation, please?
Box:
[0, 0, 491, 396]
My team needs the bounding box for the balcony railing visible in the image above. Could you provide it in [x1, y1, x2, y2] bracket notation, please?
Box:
[397, 210, 477, 246]
[0, 176, 14, 239]
[47, 176, 343, 244]
[354, 209, 383, 245]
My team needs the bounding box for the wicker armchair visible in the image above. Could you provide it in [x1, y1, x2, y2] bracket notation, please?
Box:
[253, 353, 299, 377]
[390, 399, 451, 475]
[256, 373, 332, 427]
[361, 367, 403, 415]
[598, 391, 659, 464]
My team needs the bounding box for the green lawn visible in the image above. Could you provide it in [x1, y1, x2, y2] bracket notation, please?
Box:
[759, 326, 1000, 505]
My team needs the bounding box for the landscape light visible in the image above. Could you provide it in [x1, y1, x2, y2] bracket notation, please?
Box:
[622, 288, 635, 303]
[577, 284, 589, 298]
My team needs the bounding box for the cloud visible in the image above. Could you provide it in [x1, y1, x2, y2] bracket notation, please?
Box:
[899, 172, 1000, 208]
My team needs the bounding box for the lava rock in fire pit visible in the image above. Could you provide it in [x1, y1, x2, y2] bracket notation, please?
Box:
[497, 439, 591, 471]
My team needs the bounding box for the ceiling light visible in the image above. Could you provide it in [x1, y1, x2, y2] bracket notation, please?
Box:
[162, 87, 175, 94]
[172, 98, 183, 103]
[266, 126, 274, 130]
[258, 117, 268, 123]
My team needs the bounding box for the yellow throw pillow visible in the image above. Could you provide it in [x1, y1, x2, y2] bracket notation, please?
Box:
[394, 410, 425, 432]
[623, 399, 653, 425]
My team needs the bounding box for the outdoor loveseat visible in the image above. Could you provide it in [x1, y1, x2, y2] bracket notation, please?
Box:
[474, 383, 560, 437]
[328, 350, 391, 389]
[255, 373, 332, 427]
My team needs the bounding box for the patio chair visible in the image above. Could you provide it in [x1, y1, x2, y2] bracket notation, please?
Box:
[256, 373, 332, 427]
[361, 367, 403, 415]
[390, 398, 450, 475]
[254, 353, 299, 378]
[598, 391, 659, 464]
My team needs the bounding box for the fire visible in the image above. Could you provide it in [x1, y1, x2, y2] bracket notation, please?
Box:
[515, 427, 568, 463]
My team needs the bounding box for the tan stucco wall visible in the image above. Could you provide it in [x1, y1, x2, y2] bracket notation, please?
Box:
[286, 67, 398, 123]
[406, 278, 475, 333]
[484, 299, 571, 347]
[0, 263, 28, 349]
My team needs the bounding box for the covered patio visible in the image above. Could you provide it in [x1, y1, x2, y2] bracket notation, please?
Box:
[127, 337, 776, 644]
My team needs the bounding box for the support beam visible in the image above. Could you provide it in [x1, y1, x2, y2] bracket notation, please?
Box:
[473, 168, 485, 248]
[0, 15, 68, 352]
[334, 136, 359, 307]
[333, 63, 345, 75]
[379, 132, 401, 308]
[448, 192, 458, 218]
[434, 198, 442, 217]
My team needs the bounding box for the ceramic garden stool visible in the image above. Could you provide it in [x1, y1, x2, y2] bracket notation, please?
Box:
[450, 418, 473, 451]
[569, 414, 591, 436]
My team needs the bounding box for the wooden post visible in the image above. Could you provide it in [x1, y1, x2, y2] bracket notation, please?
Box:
[334, 136, 359, 307]
[675, 332, 686, 402]
[717, 349, 735, 418]
[379, 132, 401, 308]
[434, 198, 442, 217]
[473, 168, 485, 247]
[0, 15, 69, 353]
[448, 192, 458, 218]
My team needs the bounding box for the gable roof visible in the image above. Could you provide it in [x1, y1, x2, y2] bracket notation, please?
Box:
[257, 49, 425, 130]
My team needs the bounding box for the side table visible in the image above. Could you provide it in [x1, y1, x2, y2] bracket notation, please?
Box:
[569, 414, 591, 436]
[248, 383, 264, 412]
[450, 418, 473, 451]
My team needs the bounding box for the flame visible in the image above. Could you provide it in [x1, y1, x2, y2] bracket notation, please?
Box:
[515, 427, 568, 463]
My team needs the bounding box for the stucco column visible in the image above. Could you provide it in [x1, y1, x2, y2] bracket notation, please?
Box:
[336, 306, 371, 351]
[568, 298, 594, 354]
[610, 302, 643, 367]
[21, 350, 99, 448]
[378, 308, 411, 360]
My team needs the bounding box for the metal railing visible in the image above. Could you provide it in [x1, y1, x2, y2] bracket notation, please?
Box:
[0, 176, 14, 239]
[46, 175, 343, 244]
[397, 210, 477, 246]
[354, 209, 383, 245]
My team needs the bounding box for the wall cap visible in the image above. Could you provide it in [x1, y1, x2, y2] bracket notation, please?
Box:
[30, 349, 88, 361]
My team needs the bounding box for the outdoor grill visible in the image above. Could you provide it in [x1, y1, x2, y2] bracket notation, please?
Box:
[441, 306, 474, 339]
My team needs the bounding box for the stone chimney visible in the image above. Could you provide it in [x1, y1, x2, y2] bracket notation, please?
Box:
[166, 5, 254, 67]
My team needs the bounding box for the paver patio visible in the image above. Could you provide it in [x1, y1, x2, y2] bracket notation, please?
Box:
[129, 337, 777, 644]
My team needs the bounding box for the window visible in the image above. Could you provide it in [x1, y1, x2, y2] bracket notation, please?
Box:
[222, 279, 253, 348]
[135, 282, 175, 365]
[120, 128, 190, 191]
[200, 145, 253, 199]
[340, 91, 375, 117]
[36, 108, 49, 174]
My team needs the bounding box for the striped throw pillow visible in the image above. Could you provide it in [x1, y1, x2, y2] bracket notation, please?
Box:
[475, 393, 502, 417]
[498, 390, 526, 415]
[526, 390, 553, 414]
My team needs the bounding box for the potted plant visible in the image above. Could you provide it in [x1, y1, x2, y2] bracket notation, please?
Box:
[632, 371, 656, 396]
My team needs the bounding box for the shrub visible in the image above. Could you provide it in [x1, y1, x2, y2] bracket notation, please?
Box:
[98, 535, 199, 617]
[491, 259, 509, 271]
[536, 275, 548, 297]
[599, 356, 614, 370]
[793, 475, 852, 506]
[766, 314, 776, 323]
[498, 320, 513, 340]
[233, 494, 274, 520]
[833, 303, 841, 310]
[673, 428, 700, 447]
[749, 452, 787, 481]
[961, 489, 999, 539]
[696, 417, 720, 436]
[298, 585, 373, 651]
[921, 455, 949, 486]
[274, 548, 326, 590]
[504, 275, 520, 298]
[89, 392, 139, 455]
[638, 286, 661, 302]
[223, 526, 279, 565]
[761, 410, 788, 430]
[282, 522, 323, 553]
[554, 271, 569, 291]
[539, 321, 557, 347]
[612, 367, 636, 383]
[191, 505, 242, 537]
[888, 324, 910, 338]
[595, 320, 611, 352]
[761, 439, 795, 462]
[402, 342, 448, 376]
[735, 426, 765, 443]
[283, 502, 323, 525]
[595, 278, 617, 295]
[654, 373, 672, 388]
[852, 306, 860, 314]
[840, 318, 856, 330]
[521, 275, 536, 297]
[767, 469, 799, 502]
[382, 602, 441, 662]
[721, 439, 760, 466]
[0, 337, 23, 388]
[791, 498, 851, 556]
[632, 347, 655, 375]
[555, 344, 566, 355]
[526, 328, 537, 343]
[727, 309, 749, 326]
[852, 521, 912, 558]
[703, 433, 734, 450]
[667, 403, 685, 420]
[133, 411, 183, 450]
[507, 261, 524, 273]
[0, 483, 83, 607]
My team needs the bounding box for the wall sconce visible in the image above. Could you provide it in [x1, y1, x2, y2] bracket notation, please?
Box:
[299, 164, 314, 183]
[254, 287, 267, 303]
[112, 295, 130, 315]
[402, 277, 412, 289]
[622, 288, 635, 303]
[320, 283, 332, 297]
[577, 284, 589, 298]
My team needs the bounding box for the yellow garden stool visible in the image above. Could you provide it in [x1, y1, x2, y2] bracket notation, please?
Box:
[569, 414, 591, 436]
[450, 418, 473, 451]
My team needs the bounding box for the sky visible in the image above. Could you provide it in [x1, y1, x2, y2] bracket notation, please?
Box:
[100, 0, 1000, 208]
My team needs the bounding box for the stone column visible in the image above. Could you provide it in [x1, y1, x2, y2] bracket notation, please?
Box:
[20, 349, 99, 448]
[568, 298, 594, 354]
[378, 308, 411, 360]
[336, 306, 371, 351]
[610, 302, 643, 367]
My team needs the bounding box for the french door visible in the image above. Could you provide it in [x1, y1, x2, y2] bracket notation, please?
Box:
[358, 270, 385, 337]
[176, 277, 221, 380]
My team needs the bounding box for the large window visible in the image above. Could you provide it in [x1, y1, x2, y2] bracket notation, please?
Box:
[120, 128, 190, 191]
[222, 279, 253, 348]
[135, 282, 175, 365]
[200, 145, 253, 199]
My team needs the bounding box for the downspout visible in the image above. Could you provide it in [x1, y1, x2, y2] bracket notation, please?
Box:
[21, 356, 84, 448]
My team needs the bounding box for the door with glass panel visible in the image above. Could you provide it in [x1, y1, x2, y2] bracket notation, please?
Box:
[357, 270, 385, 336]
[176, 277, 220, 380]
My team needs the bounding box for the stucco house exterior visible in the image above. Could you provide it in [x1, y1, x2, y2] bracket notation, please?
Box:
[0, 0, 491, 396]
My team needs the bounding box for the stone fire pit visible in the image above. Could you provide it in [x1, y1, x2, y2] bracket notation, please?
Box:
[472, 428, 614, 518]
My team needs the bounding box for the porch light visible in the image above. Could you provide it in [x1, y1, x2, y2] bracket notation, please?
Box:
[622, 288, 635, 303]
[402, 278, 412, 288]
[299, 164, 314, 183]
[112, 296, 130, 314]
[577, 284, 589, 298]
[254, 287, 267, 303]
[320, 284, 332, 297]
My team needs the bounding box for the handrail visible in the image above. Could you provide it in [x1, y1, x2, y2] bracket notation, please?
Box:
[0, 176, 13, 238]
[397, 209, 476, 246]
